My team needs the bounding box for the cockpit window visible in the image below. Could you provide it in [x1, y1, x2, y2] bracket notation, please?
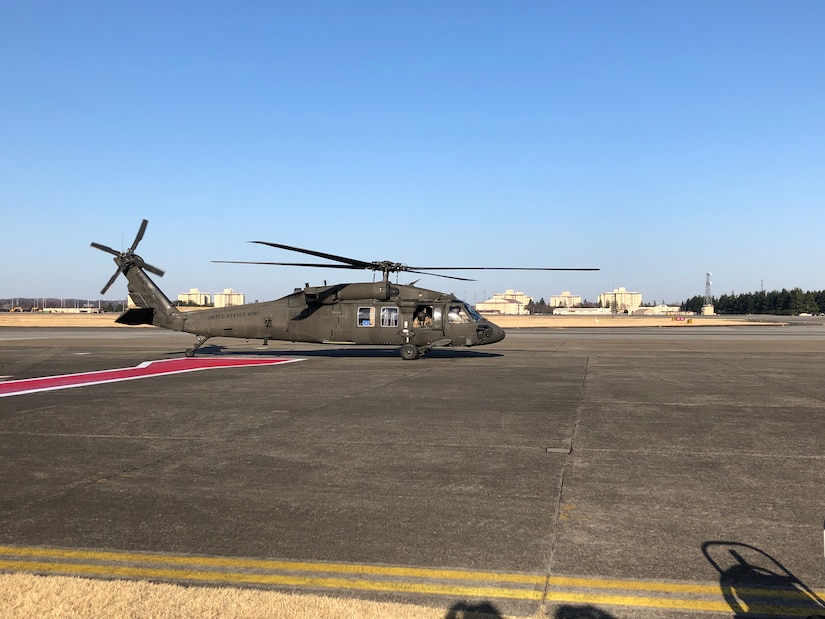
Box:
[464, 303, 484, 321]
[448, 304, 472, 324]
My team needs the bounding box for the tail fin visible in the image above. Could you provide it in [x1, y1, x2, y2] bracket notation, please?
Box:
[117, 264, 184, 331]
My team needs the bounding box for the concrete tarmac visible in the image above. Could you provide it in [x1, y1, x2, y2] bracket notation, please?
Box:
[1, 326, 825, 618]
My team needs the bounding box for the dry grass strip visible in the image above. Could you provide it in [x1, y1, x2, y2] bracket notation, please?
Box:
[0, 573, 532, 619]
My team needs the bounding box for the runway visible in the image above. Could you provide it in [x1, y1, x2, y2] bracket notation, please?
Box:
[1, 326, 825, 617]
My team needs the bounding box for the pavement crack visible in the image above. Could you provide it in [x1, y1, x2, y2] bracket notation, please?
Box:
[542, 355, 589, 607]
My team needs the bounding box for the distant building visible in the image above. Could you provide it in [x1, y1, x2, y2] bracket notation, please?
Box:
[632, 304, 682, 316]
[177, 288, 212, 306]
[476, 289, 533, 315]
[598, 287, 642, 313]
[214, 288, 245, 308]
[44, 307, 101, 314]
[553, 307, 612, 316]
[549, 291, 582, 308]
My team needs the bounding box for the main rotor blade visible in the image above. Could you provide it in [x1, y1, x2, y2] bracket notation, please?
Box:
[90, 242, 121, 256]
[406, 269, 476, 282]
[130, 219, 148, 252]
[213, 260, 359, 269]
[101, 268, 122, 295]
[409, 267, 601, 271]
[250, 241, 373, 269]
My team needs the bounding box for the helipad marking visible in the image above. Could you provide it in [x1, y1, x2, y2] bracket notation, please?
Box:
[0, 357, 303, 398]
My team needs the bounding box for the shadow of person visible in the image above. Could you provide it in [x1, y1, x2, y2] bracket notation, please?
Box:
[444, 600, 503, 618]
[553, 604, 616, 618]
[702, 541, 825, 617]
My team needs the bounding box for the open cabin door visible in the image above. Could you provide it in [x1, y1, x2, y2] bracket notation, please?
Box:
[413, 304, 444, 334]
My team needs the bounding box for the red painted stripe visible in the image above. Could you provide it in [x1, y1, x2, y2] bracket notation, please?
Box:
[0, 358, 302, 398]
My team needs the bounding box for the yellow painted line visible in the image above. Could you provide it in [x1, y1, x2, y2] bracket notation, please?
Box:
[0, 545, 542, 585]
[5, 560, 821, 616]
[0, 560, 543, 601]
[3, 546, 825, 616]
[1, 545, 799, 595]
[545, 591, 822, 617]
[550, 574, 721, 595]
[550, 574, 825, 601]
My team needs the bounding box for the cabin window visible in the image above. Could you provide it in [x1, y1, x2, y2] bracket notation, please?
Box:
[380, 306, 399, 327]
[357, 306, 375, 327]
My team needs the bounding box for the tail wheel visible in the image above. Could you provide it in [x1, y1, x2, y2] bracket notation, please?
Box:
[401, 343, 419, 360]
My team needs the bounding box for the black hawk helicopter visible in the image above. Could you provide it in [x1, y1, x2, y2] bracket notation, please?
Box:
[92, 220, 598, 359]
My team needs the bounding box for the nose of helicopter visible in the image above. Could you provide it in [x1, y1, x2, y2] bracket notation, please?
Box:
[480, 321, 506, 344]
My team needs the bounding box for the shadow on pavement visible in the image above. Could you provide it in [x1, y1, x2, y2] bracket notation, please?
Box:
[174, 344, 502, 359]
[553, 605, 616, 618]
[702, 541, 825, 617]
[444, 601, 502, 618]
[441, 600, 618, 618]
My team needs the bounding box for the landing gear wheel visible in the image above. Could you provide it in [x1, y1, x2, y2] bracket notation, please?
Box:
[401, 343, 419, 360]
[184, 335, 211, 358]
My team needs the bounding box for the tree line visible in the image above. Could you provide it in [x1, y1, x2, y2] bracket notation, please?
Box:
[681, 288, 824, 315]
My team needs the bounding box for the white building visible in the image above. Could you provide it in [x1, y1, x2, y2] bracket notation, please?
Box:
[632, 304, 682, 316]
[598, 287, 643, 313]
[214, 288, 245, 308]
[476, 289, 533, 315]
[549, 291, 582, 308]
[177, 288, 211, 306]
[45, 307, 101, 314]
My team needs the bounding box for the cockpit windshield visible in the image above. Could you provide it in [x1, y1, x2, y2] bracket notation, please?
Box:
[464, 303, 484, 321]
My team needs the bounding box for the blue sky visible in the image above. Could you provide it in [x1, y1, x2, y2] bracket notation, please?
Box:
[2, 1, 823, 305]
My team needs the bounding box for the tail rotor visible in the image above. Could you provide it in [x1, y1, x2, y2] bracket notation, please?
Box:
[91, 219, 166, 294]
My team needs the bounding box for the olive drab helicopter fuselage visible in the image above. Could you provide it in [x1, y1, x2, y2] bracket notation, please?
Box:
[143, 280, 502, 360]
[92, 220, 597, 359]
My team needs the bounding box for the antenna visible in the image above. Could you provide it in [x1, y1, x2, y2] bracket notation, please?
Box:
[702, 272, 715, 315]
[704, 272, 712, 305]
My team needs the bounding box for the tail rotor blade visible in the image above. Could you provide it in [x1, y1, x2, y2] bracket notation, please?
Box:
[142, 262, 165, 277]
[101, 269, 122, 295]
[130, 219, 148, 252]
[90, 242, 121, 256]
[93, 219, 165, 294]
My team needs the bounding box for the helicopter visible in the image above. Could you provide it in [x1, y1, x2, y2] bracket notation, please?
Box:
[92, 220, 598, 359]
